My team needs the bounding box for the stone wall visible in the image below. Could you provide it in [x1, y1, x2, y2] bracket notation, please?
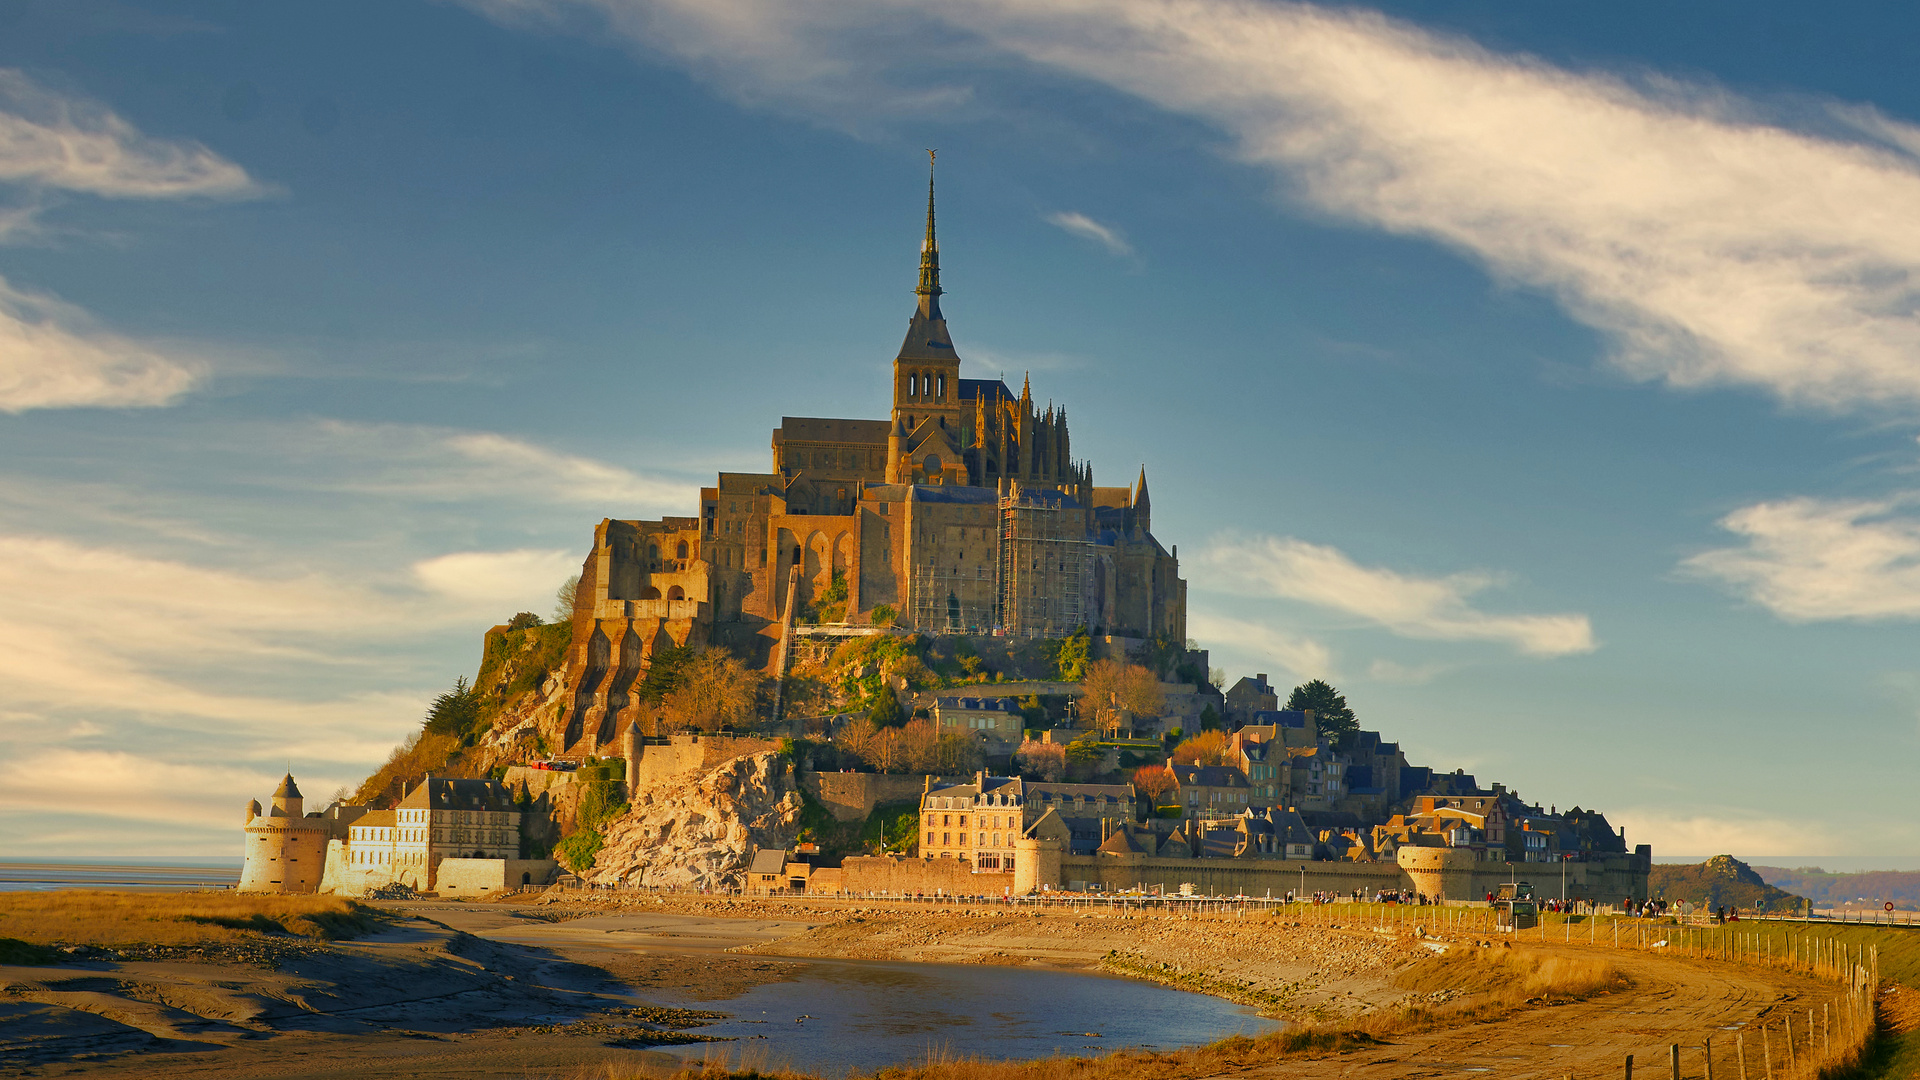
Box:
[501, 765, 576, 798]
[628, 734, 788, 792]
[840, 854, 1017, 896]
[239, 819, 330, 894]
[801, 772, 930, 823]
[1060, 854, 1408, 898]
[436, 858, 559, 898]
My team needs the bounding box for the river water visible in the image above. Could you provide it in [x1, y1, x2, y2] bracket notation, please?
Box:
[652, 957, 1279, 1075]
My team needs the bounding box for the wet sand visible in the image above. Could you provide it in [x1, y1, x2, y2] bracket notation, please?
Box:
[0, 896, 1844, 1079]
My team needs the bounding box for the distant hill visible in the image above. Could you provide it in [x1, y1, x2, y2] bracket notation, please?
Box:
[1752, 866, 1920, 911]
[1648, 855, 1804, 912]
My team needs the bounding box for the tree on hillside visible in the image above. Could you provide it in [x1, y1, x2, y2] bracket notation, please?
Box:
[1053, 627, 1091, 681]
[867, 686, 905, 728]
[1287, 679, 1358, 749]
[661, 649, 763, 732]
[636, 643, 697, 705]
[553, 574, 580, 623]
[1083, 659, 1164, 736]
[1132, 764, 1177, 805]
[506, 611, 542, 630]
[424, 676, 484, 743]
[1170, 729, 1229, 766]
[1015, 739, 1066, 782]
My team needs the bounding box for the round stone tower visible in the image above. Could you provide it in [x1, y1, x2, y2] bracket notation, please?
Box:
[239, 773, 330, 894]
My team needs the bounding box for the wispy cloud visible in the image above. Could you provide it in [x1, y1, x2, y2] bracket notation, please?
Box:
[1682, 495, 1920, 621]
[0, 69, 262, 202]
[1367, 658, 1449, 685]
[462, 0, 1920, 413]
[1613, 809, 1838, 859]
[414, 548, 580, 610]
[1045, 210, 1133, 258]
[1202, 533, 1595, 657]
[285, 421, 698, 514]
[0, 275, 204, 411]
[1185, 612, 1331, 682]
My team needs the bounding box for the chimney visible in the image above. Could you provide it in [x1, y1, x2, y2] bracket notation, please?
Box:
[924, 775, 935, 794]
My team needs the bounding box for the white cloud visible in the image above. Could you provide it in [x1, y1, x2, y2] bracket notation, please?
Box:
[1682, 495, 1920, 621]
[1202, 533, 1595, 657]
[1614, 809, 1836, 859]
[414, 548, 580, 612]
[1045, 210, 1133, 257]
[0, 275, 203, 411]
[1185, 611, 1331, 683]
[0, 69, 262, 201]
[466, 0, 1920, 413]
[443, 430, 695, 509]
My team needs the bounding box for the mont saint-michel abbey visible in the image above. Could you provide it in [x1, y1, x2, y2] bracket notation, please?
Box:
[560, 167, 1185, 744]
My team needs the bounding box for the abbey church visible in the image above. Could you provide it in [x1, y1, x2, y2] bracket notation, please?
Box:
[559, 163, 1185, 746]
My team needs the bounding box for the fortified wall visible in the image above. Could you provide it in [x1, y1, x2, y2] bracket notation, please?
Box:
[841, 854, 1016, 896]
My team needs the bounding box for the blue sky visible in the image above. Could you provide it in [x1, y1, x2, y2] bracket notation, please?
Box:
[2, 0, 1918, 863]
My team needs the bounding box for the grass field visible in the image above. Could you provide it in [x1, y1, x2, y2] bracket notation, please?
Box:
[0, 890, 386, 959]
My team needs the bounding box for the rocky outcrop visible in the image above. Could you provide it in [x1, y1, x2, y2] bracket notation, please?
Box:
[585, 751, 804, 891]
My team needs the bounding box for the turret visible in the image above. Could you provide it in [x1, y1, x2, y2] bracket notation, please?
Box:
[1133, 467, 1152, 535]
[271, 772, 303, 818]
[245, 798, 262, 824]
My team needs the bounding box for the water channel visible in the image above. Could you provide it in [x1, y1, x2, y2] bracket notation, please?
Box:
[651, 957, 1280, 1075]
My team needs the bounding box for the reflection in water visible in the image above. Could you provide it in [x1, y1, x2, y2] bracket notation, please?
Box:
[656, 958, 1276, 1074]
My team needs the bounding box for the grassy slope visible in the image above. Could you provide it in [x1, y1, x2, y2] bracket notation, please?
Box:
[0, 891, 386, 950]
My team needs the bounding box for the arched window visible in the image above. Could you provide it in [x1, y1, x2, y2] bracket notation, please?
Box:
[640, 586, 661, 600]
[647, 543, 659, 560]
[676, 540, 689, 559]
[908, 374, 918, 397]
[667, 585, 685, 601]
[937, 374, 946, 401]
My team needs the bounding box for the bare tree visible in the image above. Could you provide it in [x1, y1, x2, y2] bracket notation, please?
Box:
[1082, 659, 1165, 736]
[661, 649, 763, 732]
[1170, 729, 1229, 766]
[1132, 764, 1177, 804]
[1015, 739, 1067, 782]
[553, 574, 581, 623]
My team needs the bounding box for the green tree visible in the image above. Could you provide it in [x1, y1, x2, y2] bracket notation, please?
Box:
[868, 687, 905, 728]
[506, 611, 541, 630]
[870, 603, 897, 627]
[1053, 627, 1090, 681]
[1286, 678, 1358, 749]
[423, 676, 484, 743]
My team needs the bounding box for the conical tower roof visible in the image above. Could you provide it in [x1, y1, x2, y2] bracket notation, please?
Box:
[273, 772, 302, 799]
[897, 151, 959, 363]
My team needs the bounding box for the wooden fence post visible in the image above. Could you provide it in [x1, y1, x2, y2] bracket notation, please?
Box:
[1625, 1052, 1633, 1079]
[1784, 1014, 1795, 1069]
[1736, 1032, 1747, 1080]
[1705, 1035, 1714, 1080]
[1670, 1043, 1680, 1080]
[1762, 1026, 1772, 1080]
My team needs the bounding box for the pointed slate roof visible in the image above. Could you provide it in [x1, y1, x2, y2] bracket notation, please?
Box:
[273, 773, 301, 799]
[898, 153, 960, 363]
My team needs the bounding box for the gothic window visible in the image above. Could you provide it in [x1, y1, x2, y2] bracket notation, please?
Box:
[937, 374, 946, 400]
[648, 543, 659, 561]
[676, 540, 689, 559]
[908, 374, 918, 397]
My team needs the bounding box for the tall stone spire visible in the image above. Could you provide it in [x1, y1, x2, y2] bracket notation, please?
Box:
[916, 149, 942, 319]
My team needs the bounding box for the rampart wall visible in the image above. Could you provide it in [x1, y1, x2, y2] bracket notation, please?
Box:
[801, 772, 930, 822]
[840, 854, 1016, 896]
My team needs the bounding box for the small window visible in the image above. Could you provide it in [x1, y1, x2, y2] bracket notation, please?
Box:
[676, 540, 689, 559]
[937, 374, 946, 400]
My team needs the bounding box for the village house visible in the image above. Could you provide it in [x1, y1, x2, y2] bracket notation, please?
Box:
[920, 772, 1133, 868]
[933, 695, 1024, 756]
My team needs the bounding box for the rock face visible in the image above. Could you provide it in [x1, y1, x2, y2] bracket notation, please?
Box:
[586, 751, 804, 891]
[1648, 854, 1804, 910]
